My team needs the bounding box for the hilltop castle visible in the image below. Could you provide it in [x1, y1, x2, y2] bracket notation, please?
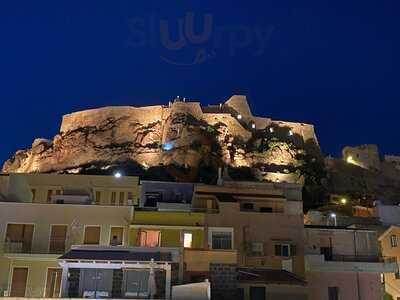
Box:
[3, 95, 320, 184]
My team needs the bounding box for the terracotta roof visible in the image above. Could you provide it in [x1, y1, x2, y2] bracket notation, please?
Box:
[59, 249, 172, 262]
[238, 268, 306, 286]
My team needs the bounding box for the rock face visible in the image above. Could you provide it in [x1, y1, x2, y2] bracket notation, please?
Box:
[2, 95, 320, 184]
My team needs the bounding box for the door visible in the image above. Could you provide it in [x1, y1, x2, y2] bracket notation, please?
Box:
[10, 267, 28, 297]
[79, 269, 113, 298]
[45, 268, 62, 297]
[250, 286, 265, 300]
[124, 270, 149, 297]
[49, 225, 67, 253]
[84, 226, 101, 245]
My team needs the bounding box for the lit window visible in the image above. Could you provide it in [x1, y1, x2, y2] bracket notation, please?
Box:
[288, 130, 293, 136]
[269, 127, 274, 133]
[184, 233, 193, 248]
[251, 123, 256, 129]
[237, 114, 242, 120]
[138, 230, 160, 247]
[390, 235, 398, 248]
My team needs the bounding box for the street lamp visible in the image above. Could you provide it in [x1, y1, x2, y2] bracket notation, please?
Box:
[114, 172, 122, 178]
[340, 198, 347, 205]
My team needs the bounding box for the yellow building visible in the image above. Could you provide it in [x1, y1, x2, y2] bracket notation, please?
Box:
[0, 173, 140, 298]
[0, 202, 133, 297]
[129, 210, 237, 282]
[3, 173, 140, 206]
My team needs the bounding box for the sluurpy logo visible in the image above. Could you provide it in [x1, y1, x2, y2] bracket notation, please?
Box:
[127, 12, 275, 66]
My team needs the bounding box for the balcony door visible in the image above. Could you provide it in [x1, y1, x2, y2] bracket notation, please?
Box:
[84, 226, 101, 245]
[45, 268, 62, 298]
[10, 267, 28, 297]
[5, 224, 34, 253]
[110, 227, 124, 246]
[49, 225, 67, 254]
[79, 269, 113, 298]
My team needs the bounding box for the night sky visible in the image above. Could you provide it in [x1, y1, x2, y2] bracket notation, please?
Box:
[1, 1, 399, 165]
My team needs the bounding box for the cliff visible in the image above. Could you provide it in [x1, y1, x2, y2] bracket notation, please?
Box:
[2, 95, 321, 184]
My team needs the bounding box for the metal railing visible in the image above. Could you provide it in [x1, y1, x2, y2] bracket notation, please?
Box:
[3, 238, 66, 254]
[327, 254, 396, 263]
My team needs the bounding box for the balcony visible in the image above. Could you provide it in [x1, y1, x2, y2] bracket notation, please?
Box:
[305, 254, 398, 273]
[184, 248, 237, 272]
[3, 239, 66, 256]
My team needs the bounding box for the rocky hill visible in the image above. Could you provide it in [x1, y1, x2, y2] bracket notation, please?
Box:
[2, 95, 322, 186]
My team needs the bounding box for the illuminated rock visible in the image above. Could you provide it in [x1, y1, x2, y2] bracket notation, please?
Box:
[2, 95, 320, 183]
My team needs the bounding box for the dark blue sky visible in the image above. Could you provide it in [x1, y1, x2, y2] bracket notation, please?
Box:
[1, 0, 399, 164]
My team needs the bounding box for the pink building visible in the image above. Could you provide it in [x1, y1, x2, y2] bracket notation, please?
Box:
[304, 225, 397, 300]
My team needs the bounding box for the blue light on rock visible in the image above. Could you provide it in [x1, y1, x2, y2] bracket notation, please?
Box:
[162, 142, 174, 151]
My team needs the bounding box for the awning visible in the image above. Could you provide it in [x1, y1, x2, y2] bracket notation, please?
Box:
[59, 249, 172, 262]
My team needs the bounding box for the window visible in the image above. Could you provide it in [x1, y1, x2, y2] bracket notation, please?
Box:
[31, 189, 36, 202]
[275, 244, 296, 257]
[119, 192, 125, 206]
[5, 224, 34, 252]
[127, 192, 134, 205]
[84, 226, 101, 245]
[49, 225, 67, 253]
[237, 288, 245, 300]
[110, 227, 124, 246]
[138, 230, 160, 247]
[380, 273, 385, 284]
[95, 191, 101, 205]
[391, 235, 398, 247]
[250, 242, 264, 256]
[250, 287, 265, 300]
[47, 190, 53, 203]
[211, 231, 233, 250]
[328, 287, 339, 300]
[260, 207, 273, 213]
[111, 192, 116, 206]
[395, 271, 400, 280]
[183, 232, 193, 248]
[242, 203, 254, 211]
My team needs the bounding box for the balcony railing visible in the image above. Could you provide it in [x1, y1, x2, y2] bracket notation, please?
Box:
[326, 254, 396, 263]
[3, 239, 66, 254]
